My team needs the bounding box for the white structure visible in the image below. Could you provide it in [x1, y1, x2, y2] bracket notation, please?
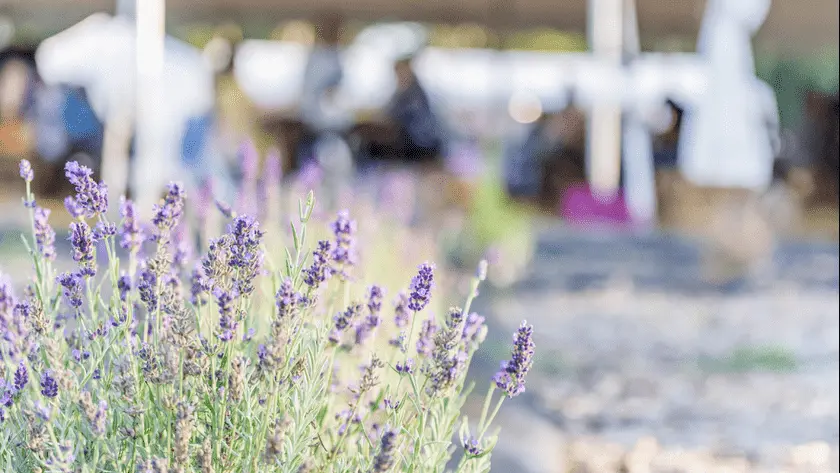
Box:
[36, 10, 214, 216]
[678, 0, 780, 191]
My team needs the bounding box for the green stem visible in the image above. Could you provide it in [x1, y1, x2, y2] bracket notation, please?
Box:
[477, 396, 505, 441]
[477, 385, 494, 437]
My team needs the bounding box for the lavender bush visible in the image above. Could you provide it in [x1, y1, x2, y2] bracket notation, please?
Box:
[0, 159, 534, 473]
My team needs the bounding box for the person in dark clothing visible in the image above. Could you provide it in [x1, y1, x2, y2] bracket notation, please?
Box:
[388, 56, 444, 162]
[365, 55, 444, 165]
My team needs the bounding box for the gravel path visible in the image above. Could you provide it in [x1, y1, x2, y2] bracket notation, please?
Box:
[465, 228, 839, 473]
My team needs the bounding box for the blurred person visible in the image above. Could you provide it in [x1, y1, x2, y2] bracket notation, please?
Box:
[388, 54, 445, 163]
[651, 99, 683, 169]
[363, 54, 446, 166]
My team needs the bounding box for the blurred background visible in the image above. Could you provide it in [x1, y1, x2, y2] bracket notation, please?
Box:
[1, 0, 838, 471]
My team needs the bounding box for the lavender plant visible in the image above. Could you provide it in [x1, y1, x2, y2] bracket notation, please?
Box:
[0, 158, 534, 473]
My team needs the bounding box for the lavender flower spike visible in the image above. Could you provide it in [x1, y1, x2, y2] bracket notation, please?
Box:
[415, 315, 437, 357]
[40, 370, 59, 398]
[355, 285, 383, 345]
[64, 161, 108, 217]
[19, 159, 34, 182]
[14, 361, 28, 391]
[303, 240, 332, 290]
[393, 291, 410, 328]
[329, 302, 362, 345]
[275, 278, 301, 320]
[64, 196, 85, 220]
[493, 321, 535, 397]
[330, 210, 356, 280]
[408, 262, 435, 312]
[119, 197, 144, 252]
[34, 206, 56, 261]
[69, 221, 96, 277]
[371, 429, 397, 472]
[215, 287, 239, 342]
[58, 272, 84, 309]
[228, 215, 265, 297]
[152, 182, 186, 237]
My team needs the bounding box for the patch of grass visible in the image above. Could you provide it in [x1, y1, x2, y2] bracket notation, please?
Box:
[699, 345, 798, 373]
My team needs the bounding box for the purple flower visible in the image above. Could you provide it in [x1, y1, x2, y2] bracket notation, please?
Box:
[64, 161, 108, 217]
[329, 303, 362, 345]
[71, 349, 91, 362]
[367, 285, 383, 316]
[14, 361, 28, 391]
[119, 198, 144, 252]
[0, 387, 11, 407]
[372, 430, 397, 472]
[425, 308, 469, 396]
[93, 221, 117, 241]
[416, 315, 437, 357]
[242, 328, 256, 342]
[57, 272, 84, 309]
[40, 370, 59, 398]
[389, 331, 407, 352]
[355, 286, 383, 345]
[493, 321, 535, 397]
[189, 267, 207, 307]
[117, 274, 131, 302]
[395, 358, 414, 375]
[408, 262, 434, 312]
[393, 291, 410, 329]
[275, 278, 301, 320]
[69, 221, 96, 277]
[137, 268, 158, 311]
[64, 196, 85, 220]
[152, 182, 186, 238]
[0, 276, 14, 318]
[303, 240, 332, 289]
[173, 240, 191, 272]
[382, 397, 400, 410]
[33, 206, 56, 261]
[19, 159, 34, 182]
[330, 210, 356, 280]
[227, 215, 264, 296]
[215, 200, 236, 219]
[214, 288, 238, 342]
[463, 437, 485, 457]
[462, 313, 487, 348]
[92, 369, 102, 380]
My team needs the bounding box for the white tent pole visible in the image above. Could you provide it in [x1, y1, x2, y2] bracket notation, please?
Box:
[620, 0, 658, 227]
[97, 0, 137, 217]
[133, 0, 166, 218]
[586, 0, 624, 198]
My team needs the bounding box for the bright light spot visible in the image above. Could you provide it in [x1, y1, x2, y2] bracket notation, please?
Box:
[508, 91, 542, 124]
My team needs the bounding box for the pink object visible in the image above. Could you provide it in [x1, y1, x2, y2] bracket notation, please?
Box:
[560, 184, 633, 229]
